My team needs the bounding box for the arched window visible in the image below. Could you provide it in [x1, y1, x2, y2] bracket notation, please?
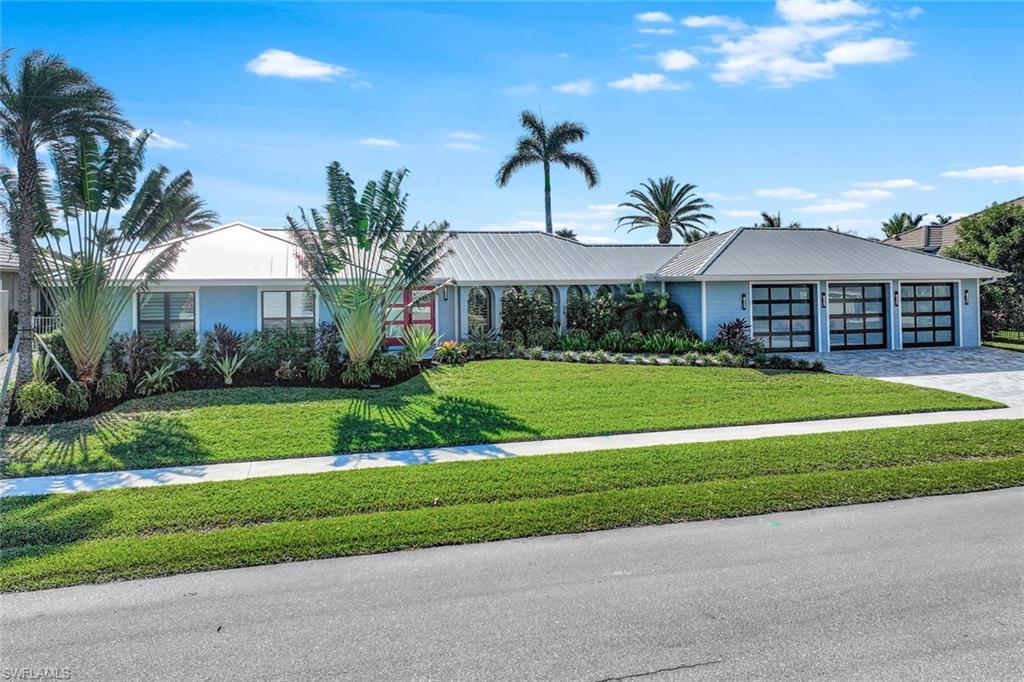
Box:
[533, 286, 556, 324]
[567, 285, 587, 302]
[467, 287, 492, 333]
[596, 284, 613, 298]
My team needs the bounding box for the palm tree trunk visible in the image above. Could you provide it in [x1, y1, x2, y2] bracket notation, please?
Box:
[657, 223, 671, 244]
[543, 161, 552, 234]
[14, 151, 37, 391]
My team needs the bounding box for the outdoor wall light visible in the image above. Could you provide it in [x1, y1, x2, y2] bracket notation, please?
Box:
[741, 293, 747, 310]
[964, 288, 970, 305]
[820, 292, 827, 309]
[442, 288, 449, 301]
[894, 290, 900, 307]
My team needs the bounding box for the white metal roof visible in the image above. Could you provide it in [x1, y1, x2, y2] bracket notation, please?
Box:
[0, 237, 17, 272]
[665, 227, 1008, 281]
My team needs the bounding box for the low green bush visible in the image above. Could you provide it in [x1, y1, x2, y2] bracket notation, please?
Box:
[371, 352, 413, 381]
[136, 362, 178, 396]
[341, 360, 372, 385]
[15, 381, 63, 420]
[64, 381, 90, 413]
[307, 356, 329, 383]
[244, 328, 315, 375]
[96, 372, 128, 400]
[434, 340, 468, 365]
[274, 360, 304, 382]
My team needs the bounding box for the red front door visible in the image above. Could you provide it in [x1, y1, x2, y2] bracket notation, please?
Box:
[384, 287, 436, 346]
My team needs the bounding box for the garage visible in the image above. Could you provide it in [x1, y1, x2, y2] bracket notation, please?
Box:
[751, 284, 816, 351]
[829, 283, 888, 350]
[900, 282, 955, 347]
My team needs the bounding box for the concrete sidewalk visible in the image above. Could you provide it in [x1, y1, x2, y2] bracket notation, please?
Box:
[2, 405, 1021, 497]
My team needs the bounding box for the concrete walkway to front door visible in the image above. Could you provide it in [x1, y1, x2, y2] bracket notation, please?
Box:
[791, 347, 1024, 406]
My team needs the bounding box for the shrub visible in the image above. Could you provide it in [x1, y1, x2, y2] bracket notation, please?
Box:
[500, 328, 525, 350]
[215, 354, 247, 385]
[624, 332, 647, 353]
[501, 288, 555, 338]
[341, 360, 372, 386]
[619, 279, 687, 335]
[202, 324, 244, 366]
[465, 328, 507, 359]
[32, 353, 53, 382]
[64, 381, 90, 413]
[597, 330, 627, 353]
[716, 318, 764, 355]
[314, 322, 342, 366]
[137, 362, 178, 396]
[401, 326, 437, 361]
[526, 326, 558, 349]
[558, 329, 593, 351]
[524, 346, 544, 360]
[611, 353, 627, 364]
[640, 332, 676, 354]
[273, 359, 304, 382]
[434, 340, 468, 365]
[566, 291, 620, 339]
[245, 327, 314, 375]
[16, 381, 63, 420]
[307, 356, 329, 383]
[37, 329, 73, 377]
[372, 352, 413, 381]
[108, 333, 158, 385]
[96, 372, 128, 400]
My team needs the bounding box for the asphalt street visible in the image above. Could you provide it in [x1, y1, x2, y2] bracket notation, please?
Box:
[2, 488, 1022, 681]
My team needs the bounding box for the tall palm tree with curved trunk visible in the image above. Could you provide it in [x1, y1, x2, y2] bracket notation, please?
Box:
[616, 177, 715, 244]
[0, 49, 129, 391]
[495, 110, 599, 234]
[881, 212, 925, 239]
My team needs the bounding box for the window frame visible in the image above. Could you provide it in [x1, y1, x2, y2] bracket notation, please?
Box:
[137, 290, 197, 337]
[467, 286, 493, 334]
[259, 289, 316, 331]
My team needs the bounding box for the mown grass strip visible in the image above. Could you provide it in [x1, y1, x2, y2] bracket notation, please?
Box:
[4, 420, 1023, 549]
[3, 457, 1022, 592]
[0, 361, 1000, 478]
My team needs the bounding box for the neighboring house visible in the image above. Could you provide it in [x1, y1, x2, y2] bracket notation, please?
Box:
[107, 222, 1007, 354]
[883, 196, 1024, 254]
[0, 236, 50, 332]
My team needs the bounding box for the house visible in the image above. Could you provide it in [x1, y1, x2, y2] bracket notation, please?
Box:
[102, 222, 1007, 353]
[883, 196, 1024, 253]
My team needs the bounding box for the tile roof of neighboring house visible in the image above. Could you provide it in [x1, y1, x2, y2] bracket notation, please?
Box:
[0, 236, 17, 272]
[663, 227, 1008, 281]
[883, 196, 1024, 253]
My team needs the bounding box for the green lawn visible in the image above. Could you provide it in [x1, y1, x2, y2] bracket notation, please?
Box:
[2, 419, 1022, 592]
[0, 360, 1000, 478]
[985, 340, 1024, 353]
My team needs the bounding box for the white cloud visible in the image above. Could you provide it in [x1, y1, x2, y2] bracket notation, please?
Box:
[636, 11, 673, 23]
[853, 178, 932, 190]
[552, 79, 595, 96]
[941, 165, 1024, 183]
[638, 28, 676, 35]
[349, 80, 373, 90]
[556, 52, 570, 59]
[889, 6, 924, 19]
[799, 199, 868, 213]
[775, 0, 873, 23]
[360, 137, 400, 147]
[825, 38, 913, 65]
[682, 15, 746, 31]
[723, 209, 763, 218]
[577, 235, 618, 244]
[657, 49, 699, 71]
[246, 49, 349, 81]
[756, 187, 817, 200]
[132, 129, 186, 149]
[711, 23, 855, 86]
[841, 188, 893, 201]
[444, 142, 480, 152]
[448, 132, 482, 141]
[607, 73, 687, 92]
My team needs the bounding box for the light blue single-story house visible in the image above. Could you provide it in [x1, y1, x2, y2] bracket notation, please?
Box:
[106, 222, 1007, 353]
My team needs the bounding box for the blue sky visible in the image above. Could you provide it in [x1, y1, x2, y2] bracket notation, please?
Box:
[4, 1, 1023, 242]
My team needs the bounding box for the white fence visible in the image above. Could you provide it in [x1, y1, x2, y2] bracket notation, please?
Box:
[32, 316, 61, 335]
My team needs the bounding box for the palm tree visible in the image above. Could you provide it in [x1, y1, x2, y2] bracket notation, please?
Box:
[495, 110, 599, 234]
[0, 49, 129, 390]
[756, 211, 802, 229]
[881, 212, 925, 239]
[616, 177, 715, 244]
[554, 227, 578, 241]
[287, 163, 453, 370]
[30, 133, 217, 383]
[928, 214, 952, 227]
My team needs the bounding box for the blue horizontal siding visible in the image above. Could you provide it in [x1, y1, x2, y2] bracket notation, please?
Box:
[667, 282, 701, 336]
[961, 279, 981, 347]
[199, 286, 257, 333]
[704, 281, 747, 341]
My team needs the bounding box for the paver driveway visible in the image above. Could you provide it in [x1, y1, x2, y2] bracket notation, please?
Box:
[791, 346, 1024, 405]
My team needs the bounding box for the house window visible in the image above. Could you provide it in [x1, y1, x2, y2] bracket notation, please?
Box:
[261, 290, 315, 330]
[138, 292, 195, 337]
[467, 287, 492, 333]
[596, 284, 614, 298]
[534, 286, 556, 323]
[567, 285, 587, 302]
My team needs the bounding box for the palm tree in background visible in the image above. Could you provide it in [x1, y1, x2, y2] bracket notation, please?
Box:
[496, 110, 599, 234]
[554, 227, 578, 241]
[616, 177, 715, 244]
[881, 212, 925, 239]
[0, 49, 129, 392]
[756, 211, 802, 229]
[928, 214, 952, 227]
